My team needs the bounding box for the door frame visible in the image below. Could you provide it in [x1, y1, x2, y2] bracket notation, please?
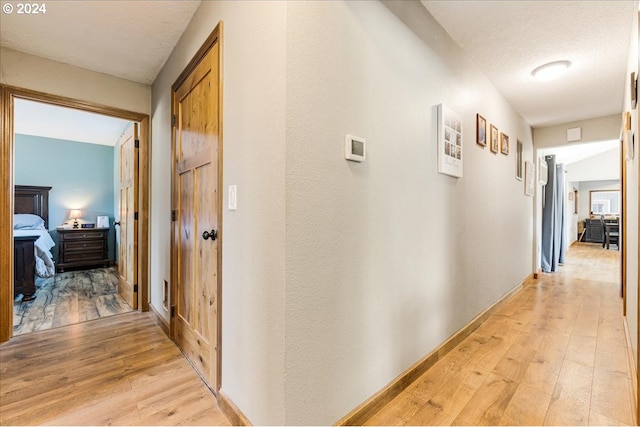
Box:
[0, 84, 150, 343]
[169, 22, 224, 393]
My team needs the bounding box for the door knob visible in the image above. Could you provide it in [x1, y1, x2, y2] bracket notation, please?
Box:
[202, 229, 218, 241]
[114, 221, 120, 227]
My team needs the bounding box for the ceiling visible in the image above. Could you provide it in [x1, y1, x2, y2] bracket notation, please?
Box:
[14, 99, 130, 146]
[422, 0, 637, 127]
[0, 0, 201, 85]
[1, 1, 637, 146]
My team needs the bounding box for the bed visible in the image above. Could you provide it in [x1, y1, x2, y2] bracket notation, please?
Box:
[14, 185, 55, 300]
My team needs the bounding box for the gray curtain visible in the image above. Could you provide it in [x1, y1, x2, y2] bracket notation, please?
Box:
[541, 155, 566, 272]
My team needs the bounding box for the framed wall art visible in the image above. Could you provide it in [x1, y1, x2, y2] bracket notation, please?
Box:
[525, 161, 534, 196]
[500, 132, 509, 155]
[436, 103, 463, 178]
[516, 139, 523, 180]
[476, 114, 486, 147]
[490, 124, 499, 153]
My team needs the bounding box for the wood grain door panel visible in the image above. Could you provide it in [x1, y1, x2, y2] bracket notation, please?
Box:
[118, 123, 138, 309]
[172, 36, 220, 390]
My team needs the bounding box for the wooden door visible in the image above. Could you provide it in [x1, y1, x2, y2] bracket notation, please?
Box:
[118, 123, 138, 309]
[171, 29, 221, 390]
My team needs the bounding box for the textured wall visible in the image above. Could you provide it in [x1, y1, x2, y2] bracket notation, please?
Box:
[150, 1, 286, 424]
[284, 1, 533, 424]
[14, 134, 115, 260]
[0, 48, 150, 115]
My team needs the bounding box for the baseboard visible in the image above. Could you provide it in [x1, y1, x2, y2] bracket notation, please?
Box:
[335, 277, 530, 426]
[148, 303, 170, 338]
[218, 391, 252, 426]
[623, 318, 637, 425]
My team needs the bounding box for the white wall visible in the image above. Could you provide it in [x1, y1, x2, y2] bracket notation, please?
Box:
[565, 147, 620, 182]
[533, 114, 622, 150]
[0, 47, 150, 114]
[150, 1, 286, 424]
[566, 181, 579, 246]
[624, 11, 639, 365]
[284, 1, 533, 424]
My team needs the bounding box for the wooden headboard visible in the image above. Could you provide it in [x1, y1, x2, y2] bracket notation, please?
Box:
[14, 185, 52, 229]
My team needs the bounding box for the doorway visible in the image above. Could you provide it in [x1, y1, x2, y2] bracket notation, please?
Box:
[0, 85, 150, 343]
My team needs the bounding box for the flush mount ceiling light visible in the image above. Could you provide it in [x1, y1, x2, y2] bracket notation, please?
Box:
[531, 60, 571, 81]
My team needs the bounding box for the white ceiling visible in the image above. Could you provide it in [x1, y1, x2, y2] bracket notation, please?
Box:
[422, 0, 637, 127]
[14, 98, 131, 146]
[0, 0, 201, 85]
[1, 1, 637, 144]
[540, 139, 619, 165]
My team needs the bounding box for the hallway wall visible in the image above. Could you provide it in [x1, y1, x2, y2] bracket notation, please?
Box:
[150, 1, 287, 424]
[0, 47, 150, 114]
[623, 11, 639, 367]
[284, 1, 534, 423]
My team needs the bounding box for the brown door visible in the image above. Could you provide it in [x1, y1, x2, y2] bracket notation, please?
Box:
[118, 123, 138, 309]
[171, 30, 221, 390]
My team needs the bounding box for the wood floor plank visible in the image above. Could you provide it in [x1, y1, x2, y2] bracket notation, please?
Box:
[0, 311, 229, 426]
[364, 243, 633, 426]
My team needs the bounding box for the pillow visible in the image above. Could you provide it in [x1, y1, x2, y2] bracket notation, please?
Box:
[13, 214, 45, 230]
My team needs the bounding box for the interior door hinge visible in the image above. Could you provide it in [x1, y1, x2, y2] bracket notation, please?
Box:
[171, 210, 177, 222]
[134, 139, 140, 149]
[134, 212, 139, 221]
[171, 306, 176, 317]
[133, 284, 138, 293]
[172, 115, 177, 127]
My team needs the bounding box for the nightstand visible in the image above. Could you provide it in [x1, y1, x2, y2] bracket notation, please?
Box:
[57, 228, 110, 272]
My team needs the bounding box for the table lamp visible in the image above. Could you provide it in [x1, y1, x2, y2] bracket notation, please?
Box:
[69, 209, 82, 229]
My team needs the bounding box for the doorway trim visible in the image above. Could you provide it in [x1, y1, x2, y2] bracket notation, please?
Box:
[0, 84, 150, 343]
[169, 22, 224, 393]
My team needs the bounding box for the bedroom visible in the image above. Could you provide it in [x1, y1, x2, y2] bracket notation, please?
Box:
[12, 98, 137, 335]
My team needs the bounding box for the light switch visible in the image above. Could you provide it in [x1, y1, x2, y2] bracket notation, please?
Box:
[228, 185, 237, 210]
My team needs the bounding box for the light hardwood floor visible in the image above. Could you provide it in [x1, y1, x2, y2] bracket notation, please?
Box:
[0, 311, 230, 426]
[365, 243, 634, 426]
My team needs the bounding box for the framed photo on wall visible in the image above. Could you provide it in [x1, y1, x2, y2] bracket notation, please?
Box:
[516, 140, 523, 180]
[490, 124, 499, 153]
[500, 132, 509, 155]
[525, 161, 534, 196]
[436, 103, 463, 178]
[476, 114, 486, 147]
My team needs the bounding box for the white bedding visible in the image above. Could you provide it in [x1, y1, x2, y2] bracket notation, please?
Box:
[14, 229, 56, 278]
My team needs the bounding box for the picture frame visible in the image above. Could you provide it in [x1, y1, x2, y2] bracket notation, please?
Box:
[476, 114, 486, 147]
[524, 161, 534, 196]
[500, 132, 509, 155]
[436, 103, 463, 178]
[631, 71, 637, 109]
[97, 215, 109, 228]
[490, 124, 499, 153]
[516, 140, 523, 181]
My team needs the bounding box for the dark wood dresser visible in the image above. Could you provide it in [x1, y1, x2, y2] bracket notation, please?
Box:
[14, 235, 38, 301]
[57, 228, 110, 272]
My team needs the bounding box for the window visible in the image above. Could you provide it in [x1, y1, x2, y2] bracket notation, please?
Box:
[590, 190, 620, 215]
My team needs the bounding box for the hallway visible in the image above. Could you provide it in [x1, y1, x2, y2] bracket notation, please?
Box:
[366, 243, 633, 426]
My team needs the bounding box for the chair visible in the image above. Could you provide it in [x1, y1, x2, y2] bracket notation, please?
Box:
[600, 216, 619, 250]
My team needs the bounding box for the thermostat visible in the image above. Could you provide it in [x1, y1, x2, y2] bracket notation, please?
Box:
[345, 135, 366, 162]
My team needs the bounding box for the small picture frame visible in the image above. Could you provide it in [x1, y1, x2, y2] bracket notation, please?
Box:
[490, 124, 499, 153]
[476, 114, 486, 147]
[97, 216, 109, 228]
[500, 132, 509, 155]
[631, 72, 637, 109]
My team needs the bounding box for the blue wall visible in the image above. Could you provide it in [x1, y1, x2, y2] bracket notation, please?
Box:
[14, 134, 116, 261]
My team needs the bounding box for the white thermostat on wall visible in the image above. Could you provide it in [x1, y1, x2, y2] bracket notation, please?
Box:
[345, 134, 366, 162]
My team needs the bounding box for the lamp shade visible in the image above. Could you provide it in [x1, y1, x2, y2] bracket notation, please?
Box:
[69, 209, 82, 220]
